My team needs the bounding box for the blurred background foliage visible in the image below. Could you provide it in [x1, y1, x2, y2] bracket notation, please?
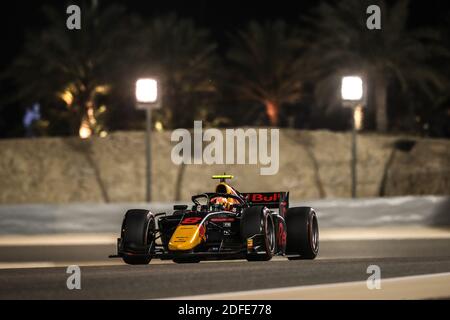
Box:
[1, 0, 449, 138]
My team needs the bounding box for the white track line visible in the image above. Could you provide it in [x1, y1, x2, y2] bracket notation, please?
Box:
[0, 258, 254, 270]
[169, 272, 450, 300]
[319, 227, 450, 241]
[0, 261, 124, 270]
[0, 234, 117, 246]
[1, 227, 449, 247]
[0, 262, 59, 269]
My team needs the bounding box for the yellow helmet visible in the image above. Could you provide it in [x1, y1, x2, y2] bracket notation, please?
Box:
[210, 197, 231, 210]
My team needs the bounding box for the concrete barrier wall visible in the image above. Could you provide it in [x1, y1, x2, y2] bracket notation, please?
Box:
[0, 130, 449, 203]
[1, 196, 448, 235]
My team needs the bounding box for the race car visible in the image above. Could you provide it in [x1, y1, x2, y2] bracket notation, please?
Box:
[109, 175, 319, 264]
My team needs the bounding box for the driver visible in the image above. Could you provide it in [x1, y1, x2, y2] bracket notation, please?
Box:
[210, 196, 233, 211]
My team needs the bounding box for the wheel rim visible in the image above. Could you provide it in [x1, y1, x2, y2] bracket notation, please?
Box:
[310, 215, 319, 252]
[266, 216, 275, 253]
[145, 215, 155, 252]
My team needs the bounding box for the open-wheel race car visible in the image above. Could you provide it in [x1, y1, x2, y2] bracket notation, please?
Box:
[109, 175, 319, 264]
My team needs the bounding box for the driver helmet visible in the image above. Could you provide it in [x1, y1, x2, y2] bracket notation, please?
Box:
[210, 196, 231, 211]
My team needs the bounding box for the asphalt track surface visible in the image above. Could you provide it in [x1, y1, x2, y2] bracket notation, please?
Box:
[1, 238, 450, 299]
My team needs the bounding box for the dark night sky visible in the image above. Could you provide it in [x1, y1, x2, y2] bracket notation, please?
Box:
[0, 0, 315, 68]
[1, 0, 449, 70]
[0, 0, 449, 137]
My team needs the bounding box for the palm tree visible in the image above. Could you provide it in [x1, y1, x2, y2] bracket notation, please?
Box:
[6, 1, 136, 136]
[227, 20, 304, 126]
[139, 14, 218, 129]
[302, 0, 449, 132]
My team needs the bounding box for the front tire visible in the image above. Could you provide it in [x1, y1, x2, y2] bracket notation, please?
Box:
[286, 207, 319, 260]
[241, 206, 276, 261]
[121, 209, 155, 265]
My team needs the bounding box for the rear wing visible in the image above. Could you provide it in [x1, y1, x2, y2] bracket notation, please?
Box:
[241, 192, 289, 217]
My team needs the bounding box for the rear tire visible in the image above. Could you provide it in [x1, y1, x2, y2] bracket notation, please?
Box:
[286, 207, 319, 260]
[121, 209, 155, 265]
[241, 206, 276, 261]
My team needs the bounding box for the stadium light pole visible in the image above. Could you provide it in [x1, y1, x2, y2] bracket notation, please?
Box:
[341, 76, 365, 198]
[135, 78, 161, 202]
